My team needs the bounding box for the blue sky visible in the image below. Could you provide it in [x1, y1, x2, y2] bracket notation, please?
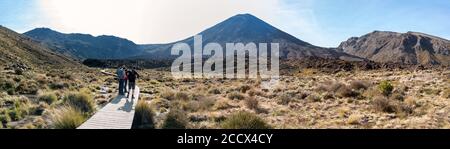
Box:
[1, 0, 449, 47]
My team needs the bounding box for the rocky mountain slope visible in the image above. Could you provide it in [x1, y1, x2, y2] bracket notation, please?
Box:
[338, 31, 450, 66]
[0, 26, 80, 70]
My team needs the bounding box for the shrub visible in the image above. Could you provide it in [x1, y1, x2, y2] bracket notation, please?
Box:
[228, 92, 245, 100]
[160, 89, 175, 100]
[174, 92, 189, 101]
[306, 94, 321, 102]
[208, 88, 221, 94]
[0, 79, 16, 95]
[248, 89, 264, 97]
[161, 109, 189, 129]
[38, 93, 58, 105]
[390, 92, 405, 101]
[132, 100, 155, 129]
[378, 81, 394, 96]
[64, 91, 95, 114]
[239, 85, 252, 93]
[298, 92, 310, 99]
[197, 97, 215, 111]
[182, 100, 200, 112]
[322, 92, 335, 100]
[443, 88, 450, 99]
[31, 102, 49, 115]
[350, 80, 369, 90]
[52, 106, 86, 129]
[336, 86, 359, 98]
[277, 93, 292, 105]
[150, 98, 170, 112]
[347, 114, 361, 125]
[0, 113, 12, 124]
[221, 111, 271, 129]
[7, 108, 22, 121]
[245, 97, 259, 111]
[14, 68, 23, 75]
[329, 82, 345, 92]
[16, 81, 39, 95]
[213, 99, 233, 110]
[372, 96, 396, 113]
[49, 82, 68, 90]
[59, 74, 73, 80]
[33, 117, 47, 129]
[420, 88, 441, 95]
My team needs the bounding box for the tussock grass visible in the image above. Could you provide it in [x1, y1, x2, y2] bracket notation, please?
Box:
[64, 91, 95, 114]
[52, 106, 86, 129]
[221, 111, 271, 129]
[132, 100, 155, 129]
[38, 92, 58, 105]
[161, 109, 189, 129]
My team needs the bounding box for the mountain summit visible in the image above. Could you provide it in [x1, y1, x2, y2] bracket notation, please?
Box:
[140, 13, 361, 61]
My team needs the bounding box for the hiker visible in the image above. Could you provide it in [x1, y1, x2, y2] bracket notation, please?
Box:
[123, 67, 128, 94]
[116, 66, 126, 95]
[127, 68, 140, 99]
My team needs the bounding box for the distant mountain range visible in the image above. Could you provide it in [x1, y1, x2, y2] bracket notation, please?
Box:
[23, 14, 363, 62]
[13, 13, 450, 67]
[24, 28, 144, 59]
[0, 26, 80, 70]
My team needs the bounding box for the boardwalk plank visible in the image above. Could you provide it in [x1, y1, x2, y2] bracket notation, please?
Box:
[78, 86, 140, 129]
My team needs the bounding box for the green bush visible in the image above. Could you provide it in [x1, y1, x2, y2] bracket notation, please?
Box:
[7, 108, 22, 121]
[64, 91, 95, 114]
[0, 79, 16, 95]
[221, 111, 271, 129]
[161, 109, 188, 129]
[53, 106, 86, 129]
[38, 93, 58, 105]
[0, 113, 11, 124]
[378, 81, 394, 96]
[132, 100, 155, 129]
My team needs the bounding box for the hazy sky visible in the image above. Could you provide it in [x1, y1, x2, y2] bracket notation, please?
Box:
[1, 0, 449, 47]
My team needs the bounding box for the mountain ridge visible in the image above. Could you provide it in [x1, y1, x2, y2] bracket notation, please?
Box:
[24, 28, 144, 60]
[339, 31, 450, 66]
[0, 25, 80, 70]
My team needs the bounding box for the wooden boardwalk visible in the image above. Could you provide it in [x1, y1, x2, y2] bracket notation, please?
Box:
[78, 87, 140, 129]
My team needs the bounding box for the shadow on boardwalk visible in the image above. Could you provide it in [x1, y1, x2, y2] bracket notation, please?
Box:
[77, 87, 140, 129]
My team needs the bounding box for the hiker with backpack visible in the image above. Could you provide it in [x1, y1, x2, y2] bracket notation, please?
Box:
[127, 68, 140, 99]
